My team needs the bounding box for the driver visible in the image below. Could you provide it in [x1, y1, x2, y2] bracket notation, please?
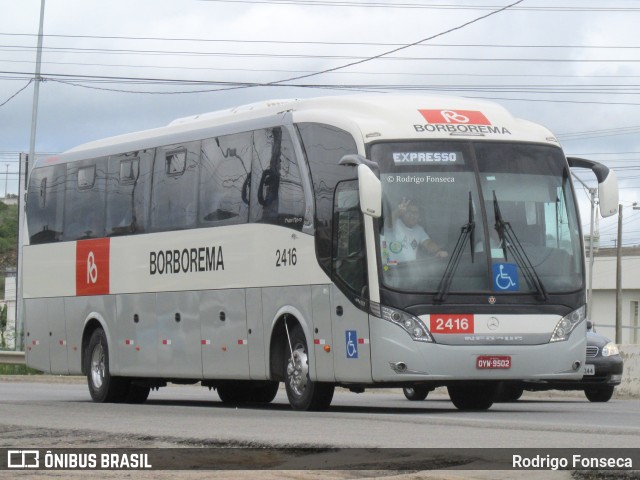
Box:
[381, 197, 448, 265]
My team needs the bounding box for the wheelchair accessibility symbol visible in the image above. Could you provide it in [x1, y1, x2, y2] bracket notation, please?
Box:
[345, 330, 358, 359]
[492, 263, 519, 292]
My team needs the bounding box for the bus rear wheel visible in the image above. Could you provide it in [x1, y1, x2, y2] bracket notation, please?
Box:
[447, 384, 496, 410]
[284, 324, 334, 411]
[85, 328, 127, 403]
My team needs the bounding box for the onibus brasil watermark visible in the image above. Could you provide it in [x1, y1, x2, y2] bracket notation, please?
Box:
[7, 450, 151, 470]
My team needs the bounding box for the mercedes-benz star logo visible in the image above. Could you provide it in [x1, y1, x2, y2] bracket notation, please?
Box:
[488, 296, 497, 304]
[487, 317, 500, 330]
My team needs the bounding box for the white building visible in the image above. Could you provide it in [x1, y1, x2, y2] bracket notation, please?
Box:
[587, 247, 640, 344]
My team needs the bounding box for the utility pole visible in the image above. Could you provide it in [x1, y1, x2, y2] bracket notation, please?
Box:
[616, 204, 623, 343]
[17, 0, 46, 350]
[4, 164, 8, 198]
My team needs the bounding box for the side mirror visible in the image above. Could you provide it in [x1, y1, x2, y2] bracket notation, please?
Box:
[567, 157, 619, 217]
[597, 169, 618, 217]
[358, 164, 381, 218]
[339, 154, 382, 218]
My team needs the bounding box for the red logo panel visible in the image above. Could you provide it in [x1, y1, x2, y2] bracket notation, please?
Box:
[76, 238, 110, 296]
[419, 109, 491, 125]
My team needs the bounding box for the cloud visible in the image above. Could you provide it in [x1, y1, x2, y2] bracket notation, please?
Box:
[1, 0, 638, 244]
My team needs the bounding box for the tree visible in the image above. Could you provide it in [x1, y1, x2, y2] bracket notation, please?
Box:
[0, 303, 6, 349]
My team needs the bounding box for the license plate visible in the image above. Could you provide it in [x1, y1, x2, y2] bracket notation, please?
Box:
[583, 364, 595, 376]
[476, 355, 511, 369]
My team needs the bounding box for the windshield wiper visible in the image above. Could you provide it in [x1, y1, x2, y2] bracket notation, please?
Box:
[434, 192, 475, 303]
[493, 191, 548, 301]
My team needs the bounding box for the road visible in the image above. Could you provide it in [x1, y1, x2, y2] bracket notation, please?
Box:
[0, 377, 638, 478]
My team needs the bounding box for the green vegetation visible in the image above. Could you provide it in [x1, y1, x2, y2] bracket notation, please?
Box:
[0, 202, 18, 256]
[0, 364, 41, 375]
[0, 203, 18, 291]
[0, 202, 18, 350]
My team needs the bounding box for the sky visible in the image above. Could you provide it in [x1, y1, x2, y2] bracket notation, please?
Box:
[1, 0, 639, 247]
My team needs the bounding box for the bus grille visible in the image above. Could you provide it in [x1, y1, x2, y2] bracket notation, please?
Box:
[586, 346, 599, 357]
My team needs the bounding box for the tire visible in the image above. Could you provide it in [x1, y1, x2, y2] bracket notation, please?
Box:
[85, 329, 128, 403]
[403, 386, 430, 401]
[251, 382, 280, 404]
[217, 382, 253, 404]
[447, 384, 497, 411]
[217, 381, 280, 404]
[494, 383, 524, 403]
[284, 324, 334, 411]
[584, 386, 614, 402]
[124, 383, 151, 404]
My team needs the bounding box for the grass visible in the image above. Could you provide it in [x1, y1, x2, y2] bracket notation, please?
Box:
[0, 364, 42, 375]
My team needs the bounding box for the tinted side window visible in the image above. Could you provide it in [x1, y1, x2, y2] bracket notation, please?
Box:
[63, 159, 106, 241]
[106, 150, 153, 236]
[250, 127, 305, 231]
[150, 141, 200, 231]
[199, 132, 251, 226]
[26, 164, 66, 244]
[297, 123, 358, 274]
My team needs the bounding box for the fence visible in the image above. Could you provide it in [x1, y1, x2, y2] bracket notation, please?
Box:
[0, 351, 25, 365]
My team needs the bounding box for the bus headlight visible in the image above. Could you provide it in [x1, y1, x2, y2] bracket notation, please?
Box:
[602, 342, 619, 357]
[378, 305, 434, 343]
[550, 306, 585, 343]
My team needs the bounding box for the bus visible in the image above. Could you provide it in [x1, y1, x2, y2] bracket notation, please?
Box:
[23, 95, 618, 410]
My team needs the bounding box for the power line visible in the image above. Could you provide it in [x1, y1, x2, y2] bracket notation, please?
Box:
[6, 43, 640, 64]
[259, 0, 525, 86]
[4, 32, 640, 50]
[195, 0, 640, 12]
[0, 79, 31, 107]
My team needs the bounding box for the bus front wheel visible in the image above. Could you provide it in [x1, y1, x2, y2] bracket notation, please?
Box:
[447, 384, 496, 411]
[284, 324, 334, 411]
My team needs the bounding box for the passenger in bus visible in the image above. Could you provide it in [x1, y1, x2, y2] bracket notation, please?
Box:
[381, 197, 448, 265]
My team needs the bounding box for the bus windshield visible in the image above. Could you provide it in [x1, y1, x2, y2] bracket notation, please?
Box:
[371, 141, 583, 296]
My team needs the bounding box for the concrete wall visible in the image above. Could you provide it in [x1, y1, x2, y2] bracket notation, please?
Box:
[586, 253, 640, 344]
[617, 345, 639, 398]
[590, 290, 640, 344]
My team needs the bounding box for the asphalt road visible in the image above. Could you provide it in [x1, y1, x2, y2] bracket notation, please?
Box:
[0, 376, 640, 448]
[0, 378, 638, 451]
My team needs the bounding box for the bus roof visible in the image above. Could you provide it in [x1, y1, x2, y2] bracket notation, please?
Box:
[39, 95, 560, 167]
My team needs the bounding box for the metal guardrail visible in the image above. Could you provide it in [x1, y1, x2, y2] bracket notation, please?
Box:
[0, 351, 26, 365]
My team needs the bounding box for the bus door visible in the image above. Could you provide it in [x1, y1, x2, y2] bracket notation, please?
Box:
[331, 181, 372, 383]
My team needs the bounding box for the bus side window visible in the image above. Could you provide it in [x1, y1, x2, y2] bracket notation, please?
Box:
[333, 180, 368, 297]
[250, 127, 305, 231]
[27, 165, 65, 244]
[150, 142, 200, 231]
[62, 159, 106, 241]
[297, 123, 359, 275]
[199, 132, 251, 226]
[106, 151, 153, 236]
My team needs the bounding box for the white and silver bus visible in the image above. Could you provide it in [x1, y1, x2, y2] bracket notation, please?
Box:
[23, 95, 618, 410]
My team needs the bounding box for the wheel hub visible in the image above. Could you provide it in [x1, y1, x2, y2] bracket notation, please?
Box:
[287, 348, 308, 396]
[90, 344, 105, 389]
